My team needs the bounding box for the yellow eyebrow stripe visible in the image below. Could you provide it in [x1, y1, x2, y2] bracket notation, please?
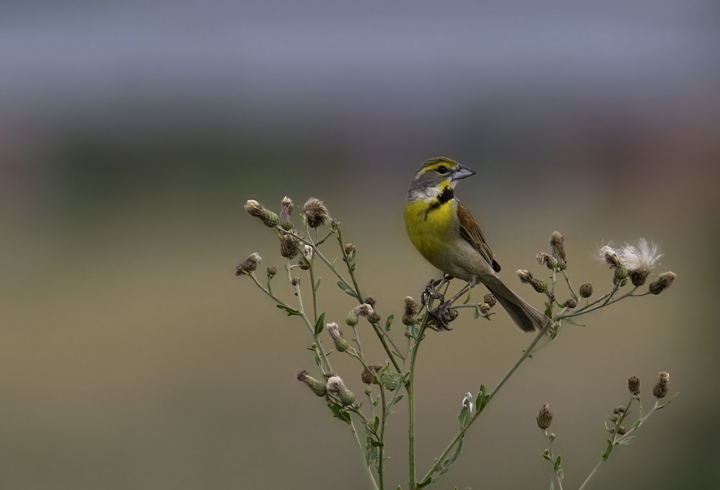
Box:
[417, 161, 452, 176]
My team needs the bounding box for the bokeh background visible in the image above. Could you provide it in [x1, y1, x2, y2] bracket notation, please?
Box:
[1, 1, 719, 489]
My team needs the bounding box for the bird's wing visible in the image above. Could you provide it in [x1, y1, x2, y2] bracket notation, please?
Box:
[456, 200, 502, 273]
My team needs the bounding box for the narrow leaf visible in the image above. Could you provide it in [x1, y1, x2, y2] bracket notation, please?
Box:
[458, 406, 472, 430]
[385, 314, 394, 331]
[314, 278, 321, 292]
[276, 304, 302, 316]
[313, 312, 326, 336]
[558, 468, 564, 482]
[554, 455, 562, 471]
[617, 436, 636, 446]
[386, 394, 404, 416]
[632, 419, 641, 430]
[336, 280, 357, 298]
[328, 403, 351, 424]
[473, 306, 480, 319]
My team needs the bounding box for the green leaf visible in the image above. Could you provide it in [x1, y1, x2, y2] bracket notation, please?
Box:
[374, 416, 380, 432]
[544, 302, 552, 318]
[554, 455, 562, 471]
[542, 449, 551, 461]
[632, 419, 641, 430]
[550, 482, 555, 490]
[336, 280, 357, 298]
[365, 445, 379, 466]
[314, 312, 326, 336]
[314, 350, 321, 367]
[548, 433, 556, 443]
[458, 405, 472, 430]
[558, 468, 564, 482]
[602, 438, 613, 460]
[276, 304, 302, 316]
[463, 288, 471, 304]
[438, 436, 465, 476]
[385, 314, 394, 331]
[473, 306, 480, 319]
[562, 317, 585, 326]
[369, 438, 384, 447]
[314, 278, 321, 292]
[476, 384, 490, 411]
[328, 403, 351, 424]
[386, 394, 404, 416]
[617, 436, 635, 446]
[417, 476, 433, 489]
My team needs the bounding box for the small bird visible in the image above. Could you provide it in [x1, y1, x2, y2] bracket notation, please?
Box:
[405, 157, 549, 332]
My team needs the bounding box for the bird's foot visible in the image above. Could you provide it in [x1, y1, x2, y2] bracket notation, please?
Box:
[427, 301, 459, 330]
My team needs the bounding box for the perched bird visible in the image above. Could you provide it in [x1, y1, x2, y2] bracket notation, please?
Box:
[405, 157, 549, 332]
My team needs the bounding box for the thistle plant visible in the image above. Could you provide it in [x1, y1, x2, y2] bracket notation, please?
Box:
[237, 196, 677, 490]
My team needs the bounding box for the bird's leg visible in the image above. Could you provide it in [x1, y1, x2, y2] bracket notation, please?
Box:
[429, 282, 471, 329]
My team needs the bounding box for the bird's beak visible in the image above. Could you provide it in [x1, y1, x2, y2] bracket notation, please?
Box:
[452, 165, 476, 181]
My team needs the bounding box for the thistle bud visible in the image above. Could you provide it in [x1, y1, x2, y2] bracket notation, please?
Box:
[517, 270, 533, 284]
[483, 293, 497, 307]
[652, 371, 670, 399]
[628, 269, 651, 287]
[579, 283, 593, 298]
[364, 297, 376, 308]
[361, 368, 375, 385]
[649, 272, 676, 295]
[550, 231, 567, 263]
[403, 296, 418, 326]
[344, 243, 356, 260]
[345, 309, 359, 326]
[279, 196, 294, 230]
[479, 303, 491, 315]
[236, 253, 262, 275]
[613, 406, 626, 415]
[517, 270, 547, 293]
[279, 234, 299, 259]
[563, 298, 577, 309]
[291, 277, 301, 287]
[537, 252, 558, 270]
[267, 267, 277, 278]
[327, 322, 349, 352]
[614, 265, 628, 281]
[297, 245, 313, 269]
[617, 426, 626, 436]
[303, 198, 330, 228]
[628, 376, 640, 396]
[245, 200, 279, 227]
[297, 370, 327, 397]
[327, 376, 355, 406]
[536, 404, 553, 430]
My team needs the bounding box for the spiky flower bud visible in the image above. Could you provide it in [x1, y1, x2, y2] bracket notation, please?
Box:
[303, 198, 330, 228]
[279, 196, 294, 230]
[479, 303, 491, 315]
[345, 309, 359, 326]
[344, 243, 356, 260]
[279, 234, 299, 259]
[297, 370, 327, 397]
[579, 283, 593, 298]
[291, 277, 300, 286]
[236, 253, 262, 275]
[245, 200, 279, 227]
[628, 269, 651, 287]
[267, 267, 277, 278]
[563, 298, 577, 309]
[550, 231, 567, 263]
[361, 368, 375, 385]
[614, 265, 628, 281]
[536, 404, 553, 430]
[537, 252, 559, 270]
[403, 296, 418, 326]
[517, 270, 533, 284]
[613, 406, 626, 415]
[327, 376, 355, 405]
[652, 371, 670, 399]
[327, 322, 349, 352]
[628, 376, 640, 396]
[483, 293, 497, 307]
[517, 270, 547, 293]
[649, 272, 676, 295]
[617, 426, 626, 435]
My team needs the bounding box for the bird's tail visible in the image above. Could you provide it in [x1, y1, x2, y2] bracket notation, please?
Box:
[485, 276, 549, 332]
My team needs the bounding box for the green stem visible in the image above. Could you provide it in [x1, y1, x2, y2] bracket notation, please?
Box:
[350, 419, 380, 490]
[408, 316, 431, 490]
[419, 320, 554, 484]
[379, 384, 387, 490]
[578, 460, 602, 490]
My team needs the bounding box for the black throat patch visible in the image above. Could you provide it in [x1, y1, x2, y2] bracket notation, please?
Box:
[426, 187, 454, 216]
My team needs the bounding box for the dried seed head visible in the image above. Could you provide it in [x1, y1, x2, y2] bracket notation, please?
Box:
[279, 196, 294, 230]
[600, 245, 624, 269]
[266, 267, 277, 278]
[517, 270, 533, 284]
[649, 272, 676, 295]
[327, 376, 355, 406]
[364, 297, 377, 307]
[355, 304, 374, 318]
[279, 234, 299, 259]
[327, 322, 349, 352]
[245, 200, 279, 227]
[628, 269, 651, 287]
[628, 376, 640, 396]
[236, 253, 262, 275]
[291, 277, 301, 286]
[303, 198, 330, 228]
[652, 371, 670, 399]
[297, 370, 327, 397]
[613, 406, 626, 415]
[536, 404, 553, 430]
[617, 426, 626, 436]
[537, 252, 559, 270]
[361, 368, 374, 385]
[403, 296, 418, 326]
[479, 303, 491, 315]
[579, 283, 593, 298]
[563, 298, 577, 309]
[483, 293, 497, 307]
[344, 243, 356, 260]
[550, 231, 567, 263]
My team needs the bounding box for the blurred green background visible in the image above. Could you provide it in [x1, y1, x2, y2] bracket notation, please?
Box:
[1, 1, 719, 489]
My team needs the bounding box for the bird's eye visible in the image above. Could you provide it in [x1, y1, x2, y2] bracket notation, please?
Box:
[437, 166, 448, 174]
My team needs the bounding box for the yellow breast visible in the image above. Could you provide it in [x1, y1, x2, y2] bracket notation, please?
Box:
[404, 199, 458, 264]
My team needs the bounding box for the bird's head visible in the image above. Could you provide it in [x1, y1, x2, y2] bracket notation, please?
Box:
[407, 157, 475, 201]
